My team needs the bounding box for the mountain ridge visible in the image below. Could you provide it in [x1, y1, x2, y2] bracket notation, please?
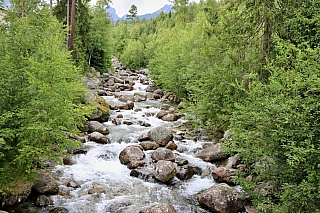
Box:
[107, 4, 173, 23]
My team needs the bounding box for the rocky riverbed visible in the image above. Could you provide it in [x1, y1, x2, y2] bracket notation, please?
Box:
[1, 57, 256, 213]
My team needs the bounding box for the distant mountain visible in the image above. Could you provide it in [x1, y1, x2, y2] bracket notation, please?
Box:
[1, 0, 10, 8]
[138, 4, 173, 20]
[106, 6, 120, 23]
[108, 4, 173, 22]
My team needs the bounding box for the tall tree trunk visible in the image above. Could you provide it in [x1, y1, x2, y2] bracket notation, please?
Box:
[50, 0, 53, 15]
[69, 0, 76, 51]
[259, 0, 274, 80]
[66, 0, 70, 50]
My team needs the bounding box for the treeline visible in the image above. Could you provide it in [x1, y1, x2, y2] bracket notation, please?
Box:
[0, 0, 111, 197]
[112, 0, 320, 212]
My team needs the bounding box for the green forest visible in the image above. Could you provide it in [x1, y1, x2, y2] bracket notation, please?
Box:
[0, 0, 320, 212]
[113, 0, 320, 212]
[0, 0, 111, 199]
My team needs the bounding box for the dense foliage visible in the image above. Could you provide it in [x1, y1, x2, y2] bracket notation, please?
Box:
[0, 7, 89, 195]
[112, 0, 320, 212]
[0, 0, 112, 197]
[53, 0, 112, 72]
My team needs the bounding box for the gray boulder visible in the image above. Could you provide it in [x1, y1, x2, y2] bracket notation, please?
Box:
[148, 126, 173, 146]
[139, 203, 177, 213]
[49, 207, 69, 213]
[88, 183, 105, 194]
[88, 131, 109, 144]
[211, 167, 237, 184]
[119, 145, 145, 165]
[134, 92, 147, 102]
[154, 160, 177, 183]
[197, 183, 244, 213]
[88, 121, 109, 134]
[140, 141, 159, 150]
[33, 171, 59, 194]
[151, 148, 175, 162]
[35, 195, 53, 207]
[195, 143, 228, 162]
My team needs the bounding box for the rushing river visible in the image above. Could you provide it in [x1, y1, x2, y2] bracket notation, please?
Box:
[47, 71, 218, 213]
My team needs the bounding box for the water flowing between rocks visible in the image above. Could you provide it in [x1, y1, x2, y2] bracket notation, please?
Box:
[28, 59, 245, 213]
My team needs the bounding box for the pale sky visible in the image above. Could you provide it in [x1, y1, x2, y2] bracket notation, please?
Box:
[92, 0, 201, 17]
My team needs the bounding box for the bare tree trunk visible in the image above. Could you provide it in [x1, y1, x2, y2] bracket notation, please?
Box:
[69, 0, 76, 51]
[66, 0, 70, 50]
[50, 0, 53, 15]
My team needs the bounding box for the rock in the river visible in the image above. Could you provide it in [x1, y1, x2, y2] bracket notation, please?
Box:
[162, 113, 181, 122]
[119, 101, 134, 110]
[127, 160, 147, 169]
[197, 183, 244, 213]
[88, 121, 109, 134]
[156, 110, 168, 119]
[67, 180, 80, 188]
[49, 207, 69, 213]
[154, 160, 177, 183]
[151, 148, 175, 162]
[119, 145, 145, 165]
[63, 157, 76, 165]
[88, 183, 106, 194]
[176, 165, 201, 180]
[138, 133, 150, 142]
[148, 126, 173, 146]
[35, 195, 53, 207]
[88, 93, 110, 122]
[140, 141, 159, 150]
[195, 143, 228, 162]
[33, 171, 59, 194]
[139, 203, 177, 213]
[134, 92, 147, 102]
[212, 167, 237, 184]
[88, 131, 109, 144]
[165, 141, 177, 150]
[130, 168, 156, 182]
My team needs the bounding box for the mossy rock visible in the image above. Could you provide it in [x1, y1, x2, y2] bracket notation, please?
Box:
[95, 95, 110, 114]
[0, 179, 34, 206]
[87, 92, 110, 122]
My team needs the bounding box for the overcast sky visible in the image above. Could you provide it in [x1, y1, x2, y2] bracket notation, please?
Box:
[93, 0, 201, 17]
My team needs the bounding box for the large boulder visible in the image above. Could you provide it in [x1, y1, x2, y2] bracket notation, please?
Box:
[154, 160, 177, 183]
[119, 145, 145, 165]
[134, 92, 147, 102]
[88, 93, 110, 122]
[197, 184, 244, 213]
[49, 207, 69, 213]
[140, 141, 159, 150]
[130, 168, 156, 183]
[161, 114, 181, 122]
[88, 121, 109, 134]
[33, 171, 59, 194]
[151, 148, 175, 162]
[211, 167, 237, 184]
[88, 183, 105, 194]
[88, 131, 109, 144]
[35, 195, 53, 207]
[195, 143, 228, 162]
[139, 203, 177, 213]
[148, 126, 173, 146]
[0, 181, 33, 206]
[176, 165, 201, 181]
